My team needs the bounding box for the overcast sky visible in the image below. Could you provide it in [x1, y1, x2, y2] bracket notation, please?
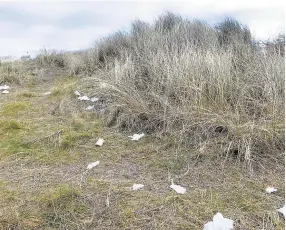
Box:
[0, 0, 285, 58]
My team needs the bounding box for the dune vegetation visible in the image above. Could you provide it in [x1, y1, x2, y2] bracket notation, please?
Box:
[0, 13, 284, 229]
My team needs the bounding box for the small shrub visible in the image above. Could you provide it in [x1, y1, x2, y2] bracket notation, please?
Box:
[216, 17, 252, 47]
[155, 12, 183, 33]
[36, 49, 66, 68]
[264, 33, 285, 56]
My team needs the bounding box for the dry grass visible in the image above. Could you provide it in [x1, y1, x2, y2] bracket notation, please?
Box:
[0, 60, 36, 85]
[71, 14, 284, 172]
[0, 13, 284, 230]
[35, 15, 284, 168]
[0, 72, 284, 229]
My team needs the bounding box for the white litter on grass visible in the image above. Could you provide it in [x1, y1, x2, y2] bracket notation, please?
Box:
[43, 91, 52, 95]
[170, 181, 186, 194]
[278, 204, 285, 218]
[78, 95, 90, 101]
[131, 184, 144, 191]
[75, 90, 81, 96]
[203, 212, 234, 230]
[128, 133, 145, 141]
[0, 85, 9, 90]
[90, 97, 99, 102]
[265, 186, 277, 194]
[95, 138, 104, 146]
[87, 161, 100, 170]
[85, 105, 94, 111]
[2, 90, 9, 94]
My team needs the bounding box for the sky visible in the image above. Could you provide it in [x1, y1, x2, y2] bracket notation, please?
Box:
[0, 0, 285, 58]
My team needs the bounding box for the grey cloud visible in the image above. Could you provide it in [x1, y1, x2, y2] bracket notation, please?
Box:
[0, 1, 284, 57]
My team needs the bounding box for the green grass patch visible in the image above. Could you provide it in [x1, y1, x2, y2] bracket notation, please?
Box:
[18, 91, 38, 98]
[1, 102, 30, 116]
[35, 149, 81, 164]
[27, 79, 36, 88]
[51, 88, 63, 96]
[70, 115, 102, 133]
[0, 136, 34, 159]
[0, 119, 24, 131]
[60, 131, 92, 149]
[51, 76, 77, 97]
[39, 184, 87, 229]
[39, 184, 82, 203]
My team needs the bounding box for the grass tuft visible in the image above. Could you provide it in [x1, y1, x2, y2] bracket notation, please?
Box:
[0, 120, 24, 131]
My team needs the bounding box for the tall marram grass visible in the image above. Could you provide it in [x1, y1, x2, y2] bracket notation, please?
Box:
[39, 13, 285, 166]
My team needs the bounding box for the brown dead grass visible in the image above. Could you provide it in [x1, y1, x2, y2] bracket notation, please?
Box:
[0, 72, 284, 230]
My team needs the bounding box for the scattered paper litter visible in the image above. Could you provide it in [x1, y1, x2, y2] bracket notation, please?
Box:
[43, 91, 52, 95]
[265, 186, 277, 194]
[85, 105, 94, 111]
[75, 90, 81, 96]
[128, 133, 145, 141]
[95, 138, 104, 146]
[0, 85, 9, 90]
[87, 161, 100, 170]
[2, 90, 9, 94]
[78, 95, 90, 101]
[131, 184, 144, 191]
[90, 97, 99, 102]
[170, 181, 186, 194]
[203, 212, 234, 230]
[278, 204, 285, 218]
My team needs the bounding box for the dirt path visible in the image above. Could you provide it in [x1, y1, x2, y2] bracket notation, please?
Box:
[0, 73, 284, 229]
